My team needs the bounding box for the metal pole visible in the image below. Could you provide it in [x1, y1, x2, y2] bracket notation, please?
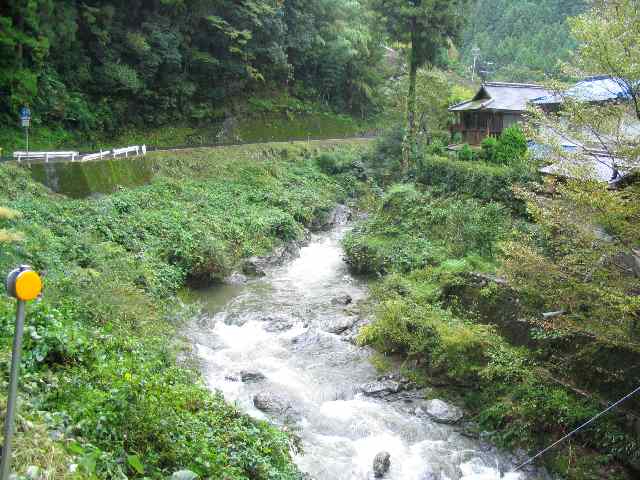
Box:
[0, 301, 26, 480]
[26, 126, 29, 160]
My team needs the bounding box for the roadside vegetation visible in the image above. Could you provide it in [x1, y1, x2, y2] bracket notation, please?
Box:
[0, 142, 365, 479]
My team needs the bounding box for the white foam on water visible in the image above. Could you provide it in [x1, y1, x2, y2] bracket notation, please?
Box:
[458, 458, 523, 480]
[284, 237, 347, 290]
[320, 399, 364, 421]
[214, 320, 271, 349]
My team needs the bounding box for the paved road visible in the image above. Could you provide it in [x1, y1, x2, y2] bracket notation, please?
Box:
[4, 137, 376, 166]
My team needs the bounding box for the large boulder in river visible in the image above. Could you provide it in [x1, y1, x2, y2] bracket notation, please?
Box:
[360, 379, 402, 398]
[253, 392, 300, 421]
[373, 451, 391, 478]
[423, 399, 463, 424]
[240, 370, 266, 382]
[324, 316, 357, 335]
[331, 294, 353, 306]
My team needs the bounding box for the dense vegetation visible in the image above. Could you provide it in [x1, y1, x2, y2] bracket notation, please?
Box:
[458, 0, 588, 81]
[0, 1, 385, 150]
[2, 0, 640, 478]
[0, 142, 364, 478]
[345, 2, 640, 477]
[345, 126, 640, 478]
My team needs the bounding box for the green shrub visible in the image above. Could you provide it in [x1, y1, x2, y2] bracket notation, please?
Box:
[358, 272, 500, 384]
[343, 186, 510, 274]
[316, 151, 353, 175]
[495, 124, 528, 166]
[480, 136, 499, 163]
[457, 143, 476, 162]
[364, 125, 407, 184]
[477, 127, 528, 166]
[418, 154, 537, 210]
[426, 138, 447, 156]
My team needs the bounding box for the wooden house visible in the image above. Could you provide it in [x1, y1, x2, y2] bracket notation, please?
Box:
[449, 82, 551, 144]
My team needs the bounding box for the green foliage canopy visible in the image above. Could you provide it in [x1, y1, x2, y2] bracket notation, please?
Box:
[0, 0, 385, 139]
[459, 0, 588, 81]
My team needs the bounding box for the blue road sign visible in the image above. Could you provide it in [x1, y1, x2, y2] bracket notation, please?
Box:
[19, 107, 31, 120]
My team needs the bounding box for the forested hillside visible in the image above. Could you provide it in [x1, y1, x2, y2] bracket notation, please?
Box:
[459, 0, 588, 81]
[0, 1, 384, 146]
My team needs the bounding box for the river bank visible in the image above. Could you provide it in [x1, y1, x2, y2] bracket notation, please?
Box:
[0, 142, 366, 479]
[341, 165, 639, 479]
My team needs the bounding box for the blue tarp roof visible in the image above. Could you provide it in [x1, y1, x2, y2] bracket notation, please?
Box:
[532, 76, 633, 105]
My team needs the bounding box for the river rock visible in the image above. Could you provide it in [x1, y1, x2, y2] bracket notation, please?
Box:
[269, 242, 302, 265]
[460, 420, 481, 439]
[240, 370, 266, 382]
[373, 451, 391, 478]
[331, 294, 353, 306]
[325, 316, 357, 335]
[171, 471, 199, 480]
[423, 399, 464, 424]
[262, 315, 295, 332]
[360, 379, 402, 398]
[311, 205, 351, 230]
[242, 241, 304, 276]
[341, 317, 372, 344]
[225, 271, 248, 284]
[291, 329, 322, 348]
[242, 257, 268, 276]
[253, 392, 299, 421]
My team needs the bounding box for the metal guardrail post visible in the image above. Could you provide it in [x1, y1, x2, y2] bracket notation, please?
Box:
[0, 266, 43, 480]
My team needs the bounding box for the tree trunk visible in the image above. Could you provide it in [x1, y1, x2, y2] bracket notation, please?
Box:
[15, 2, 25, 69]
[406, 14, 419, 172]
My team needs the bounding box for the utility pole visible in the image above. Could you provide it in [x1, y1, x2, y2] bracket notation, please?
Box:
[471, 46, 481, 83]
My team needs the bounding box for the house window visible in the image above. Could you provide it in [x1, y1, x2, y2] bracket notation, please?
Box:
[464, 112, 490, 130]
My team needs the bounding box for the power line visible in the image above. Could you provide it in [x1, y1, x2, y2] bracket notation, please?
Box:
[513, 384, 640, 472]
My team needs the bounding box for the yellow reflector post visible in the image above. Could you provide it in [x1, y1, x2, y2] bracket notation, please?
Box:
[14, 270, 42, 301]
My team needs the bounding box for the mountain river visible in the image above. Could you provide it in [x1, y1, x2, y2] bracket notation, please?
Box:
[187, 221, 546, 480]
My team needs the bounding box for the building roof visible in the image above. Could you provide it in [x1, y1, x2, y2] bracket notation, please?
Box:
[540, 154, 624, 183]
[532, 76, 633, 106]
[449, 82, 551, 113]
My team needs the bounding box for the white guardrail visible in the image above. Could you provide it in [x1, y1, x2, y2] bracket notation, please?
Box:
[13, 145, 146, 163]
[13, 151, 79, 162]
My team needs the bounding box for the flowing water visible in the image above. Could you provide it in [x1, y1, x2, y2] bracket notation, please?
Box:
[187, 223, 543, 480]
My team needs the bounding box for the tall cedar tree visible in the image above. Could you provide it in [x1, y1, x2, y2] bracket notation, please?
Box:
[370, 0, 466, 167]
